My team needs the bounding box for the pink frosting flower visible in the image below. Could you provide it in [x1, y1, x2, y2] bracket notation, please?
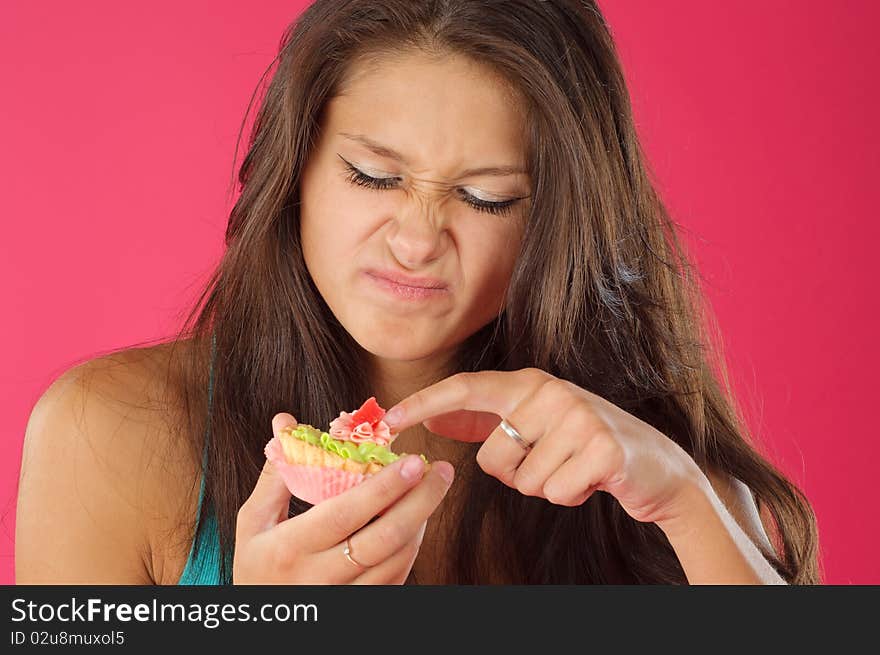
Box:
[329, 411, 393, 447]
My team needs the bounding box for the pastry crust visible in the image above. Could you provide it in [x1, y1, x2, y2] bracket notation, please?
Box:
[278, 429, 385, 475]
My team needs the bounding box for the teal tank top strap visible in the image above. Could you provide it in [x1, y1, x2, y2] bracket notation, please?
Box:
[178, 331, 225, 585]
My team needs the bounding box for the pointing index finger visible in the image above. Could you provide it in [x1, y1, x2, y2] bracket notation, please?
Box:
[383, 369, 545, 433]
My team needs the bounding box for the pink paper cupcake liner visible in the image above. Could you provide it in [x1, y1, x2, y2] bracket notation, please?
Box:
[264, 436, 369, 505]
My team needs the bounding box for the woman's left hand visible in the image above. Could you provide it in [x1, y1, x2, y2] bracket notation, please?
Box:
[383, 368, 712, 526]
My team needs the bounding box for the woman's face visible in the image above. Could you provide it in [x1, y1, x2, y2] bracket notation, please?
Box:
[299, 52, 531, 364]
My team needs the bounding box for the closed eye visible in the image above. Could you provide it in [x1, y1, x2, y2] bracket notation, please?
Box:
[338, 156, 526, 217]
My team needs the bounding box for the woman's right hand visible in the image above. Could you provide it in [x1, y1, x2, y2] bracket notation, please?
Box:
[233, 413, 454, 584]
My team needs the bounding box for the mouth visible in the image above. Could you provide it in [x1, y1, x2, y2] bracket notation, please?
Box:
[363, 270, 450, 301]
[365, 268, 448, 290]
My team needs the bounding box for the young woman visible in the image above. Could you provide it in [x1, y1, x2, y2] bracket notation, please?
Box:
[16, 0, 820, 585]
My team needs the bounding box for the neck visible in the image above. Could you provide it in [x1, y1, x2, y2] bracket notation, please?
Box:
[365, 345, 455, 408]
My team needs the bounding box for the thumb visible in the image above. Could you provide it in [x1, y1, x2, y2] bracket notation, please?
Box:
[236, 412, 298, 542]
[271, 412, 298, 436]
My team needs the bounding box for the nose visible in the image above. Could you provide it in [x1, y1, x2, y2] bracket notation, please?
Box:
[386, 208, 447, 268]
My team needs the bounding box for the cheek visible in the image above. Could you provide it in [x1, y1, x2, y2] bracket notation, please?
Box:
[300, 181, 374, 289]
[459, 224, 521, 310]
[301, 213, 363, 312]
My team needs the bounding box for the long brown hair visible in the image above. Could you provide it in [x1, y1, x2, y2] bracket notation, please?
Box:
[156, 0, 819, 584]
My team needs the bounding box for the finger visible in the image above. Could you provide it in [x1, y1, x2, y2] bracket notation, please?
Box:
[236, 413, 299, 542]
[542, 450, 598, 506]
[325, 461, 454, 568]
[509, 426, 577, 498]
[474, 381, 572, 486]
[277, 454, 428, 551]
[422, 410, 501, 443]
[383, 369, 550, 433]
[272, 412, 298, 434]
[350, 522, 427, 585]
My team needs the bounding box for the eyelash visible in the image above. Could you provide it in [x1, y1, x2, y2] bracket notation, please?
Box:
[341, 162, 518, 216]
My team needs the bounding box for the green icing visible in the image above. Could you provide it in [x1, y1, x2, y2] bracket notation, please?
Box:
[288, 424, 422, 465]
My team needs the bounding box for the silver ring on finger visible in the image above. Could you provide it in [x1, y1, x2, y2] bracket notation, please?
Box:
[499, 418, 533, 451]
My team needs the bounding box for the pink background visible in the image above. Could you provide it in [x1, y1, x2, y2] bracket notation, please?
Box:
[2, 1, 877, 584]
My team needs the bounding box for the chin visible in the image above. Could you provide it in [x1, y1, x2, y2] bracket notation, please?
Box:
[348, 326, 452, 363]
[358, 336, 444, 362]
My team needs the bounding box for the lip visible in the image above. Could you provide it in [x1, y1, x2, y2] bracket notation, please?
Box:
[365, 269, 449, 290]
[363, 269, 450, 301]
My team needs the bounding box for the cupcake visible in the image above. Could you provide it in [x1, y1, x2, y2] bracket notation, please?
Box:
[264, 396, 427, 504]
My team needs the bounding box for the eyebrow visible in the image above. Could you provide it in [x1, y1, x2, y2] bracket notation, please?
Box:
[337, 132, 527, 179]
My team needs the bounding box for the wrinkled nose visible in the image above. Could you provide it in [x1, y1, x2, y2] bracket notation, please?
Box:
[386, 210, 446, 268]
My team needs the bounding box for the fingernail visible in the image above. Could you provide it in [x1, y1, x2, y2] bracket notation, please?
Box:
[273, 415, 296, 434]
[434, 462, 454, 484]
[384, 407, 403, 426]
[399, 455, 425, 481]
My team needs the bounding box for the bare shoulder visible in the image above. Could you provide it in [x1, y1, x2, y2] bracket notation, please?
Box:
[16, 341, 203, 584]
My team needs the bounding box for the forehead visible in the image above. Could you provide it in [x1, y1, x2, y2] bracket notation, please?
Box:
[322, 53, 529, 171]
